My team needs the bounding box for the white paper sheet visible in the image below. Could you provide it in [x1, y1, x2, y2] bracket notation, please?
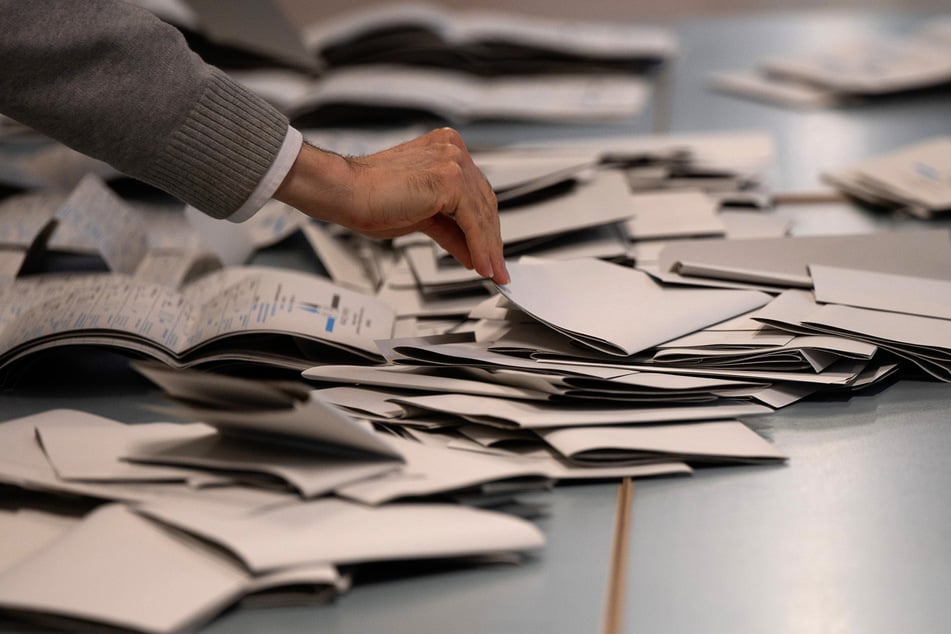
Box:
[497, 257, 770, 356]
[139, 497, 545, 573]
[389, 393, 771, 429]
[538, 420, 786, 464]
[811, 264, 951, 321]
[0, 504, 248, 634]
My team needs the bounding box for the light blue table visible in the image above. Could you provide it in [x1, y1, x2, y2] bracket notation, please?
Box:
[2, 9, 950, 633]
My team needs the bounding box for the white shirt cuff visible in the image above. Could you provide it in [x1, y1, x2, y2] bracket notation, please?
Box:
[225, 126, 303, 223]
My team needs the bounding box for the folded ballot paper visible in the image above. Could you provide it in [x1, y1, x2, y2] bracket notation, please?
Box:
[0, 407, 549, 631]
[134, 361, 403, 461]
[754, 284, 951, 382]
[823, 137, 951, 219]
[496, 257, 770, 356]
[710, 22, 951, 108]
[654, 228, 951, 290]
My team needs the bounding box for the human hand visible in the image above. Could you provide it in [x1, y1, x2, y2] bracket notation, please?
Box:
[275, 128, 509, 284]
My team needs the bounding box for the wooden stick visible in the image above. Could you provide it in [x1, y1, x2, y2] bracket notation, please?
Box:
[771, 190, 847, 205]
[602, 478, 635, 634]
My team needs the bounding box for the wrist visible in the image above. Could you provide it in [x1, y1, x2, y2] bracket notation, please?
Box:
[273, 142, 357, 226]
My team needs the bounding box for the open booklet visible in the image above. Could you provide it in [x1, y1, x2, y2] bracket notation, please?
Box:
[0, 265, 394, 373]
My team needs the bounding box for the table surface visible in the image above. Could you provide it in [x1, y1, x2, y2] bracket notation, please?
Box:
[3, 8, 951, 634]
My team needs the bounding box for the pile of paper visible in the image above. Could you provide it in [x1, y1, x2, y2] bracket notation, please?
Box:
[380, 131, 780, 332]
[710, 20, 951, 108]
[823, 137, 951, 219]
[7, 121, 948, 630]
[135, 1, 676, 126]
[0, 374, 549, 632]
[301, 256, 788, 482]
[626, 227, 951, 388]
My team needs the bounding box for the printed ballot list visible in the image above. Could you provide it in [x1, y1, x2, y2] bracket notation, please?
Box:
[0, 266, 394, 369]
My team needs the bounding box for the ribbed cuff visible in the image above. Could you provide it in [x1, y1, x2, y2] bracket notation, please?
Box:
[141, 69, 289, 219]
[225, 127, 302, 223]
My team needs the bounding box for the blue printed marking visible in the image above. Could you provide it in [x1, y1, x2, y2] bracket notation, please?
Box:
[325, 317, 335, 332]
[914, 162, 938, 181]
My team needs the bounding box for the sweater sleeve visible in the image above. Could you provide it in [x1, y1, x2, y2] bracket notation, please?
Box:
[0, 0, 291, 219]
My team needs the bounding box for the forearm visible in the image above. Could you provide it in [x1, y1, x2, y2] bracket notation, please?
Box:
[0, 0, 289, 219]
[273, 142, 360, 228]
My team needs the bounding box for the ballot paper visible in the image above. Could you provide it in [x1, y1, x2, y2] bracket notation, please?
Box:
[650, 334, 877, 372]
[474, 152, 598, 202]
[496, 170, 637, 252]
[334, 435, 552, 505]
[504, 131, 775, 178]
[714, 26, 951, 109]
[406, 224, 631, 295]
[760, 34, 951, 95]
[497, 257, 770, 356]
[233, 66, 649, 125]
[0, 265, 395, 372]
[0, 504, 249, 634]
[755, 289, 951, 381]
[33, 413, 214, 483]
[435, 428, 693, 480]
[800, 303, 951, 381]
[377, 274, 491, 318]
[657, 229, 951, 288]
[822, 137, 951, 218]
[303, 363, 551, 401]
[0, 410, 297, 512]
[313, 386, 420, 420]
[709, 69, 841, 108]
[136, 363, 403, 461]
[125, 428, 401, 498]
[537, 420, 787, 465]
[624, 189, 725, 240]
[243, 563, 349, 608]
[50, 174, 150, 273]
[0, 142, 118, 190]
[302, 3, 677, 65]
[0, 508, 82, 574]
[139, 497, 545, 573]
[299, 222, 378, 293]
[0, 249, 26, 283]
[388, 393, 771, 429]
[0, 192, 63, 249]
[810, 264, 951, 320]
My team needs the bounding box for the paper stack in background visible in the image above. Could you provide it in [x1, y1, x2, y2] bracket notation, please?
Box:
[823, 137, 951, 219]
[132, 0, 677, 127]
[710, 18, 951, 108]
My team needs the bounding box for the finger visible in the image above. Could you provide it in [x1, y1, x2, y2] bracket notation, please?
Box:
[457, 167, 508, 284]
[473, 170, 509, 285]
[419, 214, 475, 271]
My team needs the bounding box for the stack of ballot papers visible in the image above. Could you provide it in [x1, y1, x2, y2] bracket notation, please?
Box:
[302, 257, 788, 480]
[710, 19, 951, 108]
[0, 384, 548, 631]
[822, 137, 951, 219]
[151, 1, 677, 76]
[231, 66, 651, 127]
[301, 3, 677, 74]
[145, 2, 674, 127]
[377, 131, 782, 329]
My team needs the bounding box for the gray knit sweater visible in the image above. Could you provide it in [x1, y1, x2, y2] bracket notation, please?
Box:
[0, 0, 290, 219]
